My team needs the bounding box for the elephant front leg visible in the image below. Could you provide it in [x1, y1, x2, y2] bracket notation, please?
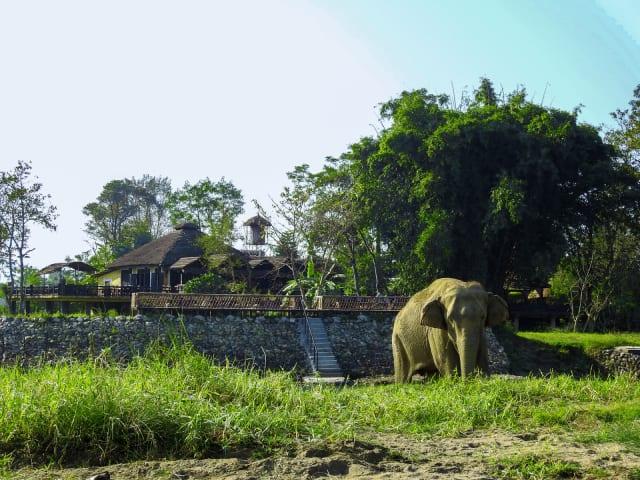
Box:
[476, 332, 490, 375]
[428, 330, 459, 376]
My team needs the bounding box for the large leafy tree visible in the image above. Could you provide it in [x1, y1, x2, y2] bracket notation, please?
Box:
[130, 175, 173, 238]
[82, 176, 172, 258]
[324, 80, 639, 294]
[608, 84, 640, 167]
[550, 83, 640, 330]
[166, 178, 244, 233]
[0, 161, 57, 312]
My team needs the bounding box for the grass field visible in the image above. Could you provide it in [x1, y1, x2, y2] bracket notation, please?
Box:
[516, 331, 640, 352]
[0, 341, 639, 469]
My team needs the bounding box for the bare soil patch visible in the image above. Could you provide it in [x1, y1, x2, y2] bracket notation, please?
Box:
[10, 431, 640, 479]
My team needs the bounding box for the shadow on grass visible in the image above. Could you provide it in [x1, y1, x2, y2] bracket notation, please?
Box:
[493, 327, 605, 378]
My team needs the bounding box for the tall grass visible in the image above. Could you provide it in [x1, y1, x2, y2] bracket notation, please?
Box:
[0, 344, 638, 466]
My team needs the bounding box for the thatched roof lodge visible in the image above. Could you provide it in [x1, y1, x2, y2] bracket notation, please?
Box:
[95, 222, 205, 290]
[94, 220, 300, 293]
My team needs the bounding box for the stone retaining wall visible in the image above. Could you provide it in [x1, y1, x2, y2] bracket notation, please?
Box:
[0, 315, 310, 373]
[0, 315, 511, 378]
[594, 347, 640, 378]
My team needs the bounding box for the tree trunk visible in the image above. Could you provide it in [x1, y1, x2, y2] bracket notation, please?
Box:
[348, 240, 360, 296]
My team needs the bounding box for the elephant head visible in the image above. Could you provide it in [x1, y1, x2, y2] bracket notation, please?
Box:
[420, 284, 508, 376]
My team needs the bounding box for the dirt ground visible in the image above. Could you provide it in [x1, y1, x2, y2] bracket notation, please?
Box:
[9, 430, 640, 480]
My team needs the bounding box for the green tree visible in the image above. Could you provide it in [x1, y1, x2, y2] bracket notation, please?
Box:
[130, 175, 173, 237]
[260, 165, 346, 300]
[608, 83, 640, 167]
[166, 178, 244, 233]
[551, 83, 640, 330]
[82, 176, 172, 258]
[0, 161, 57, 312]
[333, 81, 639, 294]
[309, 153, 386, 295]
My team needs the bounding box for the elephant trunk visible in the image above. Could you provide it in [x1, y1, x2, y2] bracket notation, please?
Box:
[457, 328, 481, 377]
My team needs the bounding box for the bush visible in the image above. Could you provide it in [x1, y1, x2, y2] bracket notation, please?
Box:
[183, 272, 227, 293]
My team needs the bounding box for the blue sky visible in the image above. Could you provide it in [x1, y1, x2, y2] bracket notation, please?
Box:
[0, 0, 638, 269]
[319, 0, 640, 125]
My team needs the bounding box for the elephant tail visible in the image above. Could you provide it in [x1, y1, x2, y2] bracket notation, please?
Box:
[392, 333, 410, 383]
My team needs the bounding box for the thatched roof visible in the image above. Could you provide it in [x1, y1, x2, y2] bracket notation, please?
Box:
[106, 223, 203, 271]
[243, 214, 271, 227]
[39, 261, 96, 275]
[208, 248, 250, 269]
[170, 257, 203, 270]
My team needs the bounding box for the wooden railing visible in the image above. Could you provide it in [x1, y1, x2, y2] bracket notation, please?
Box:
[11, 285, 178, 297]
[313, 295, 409, 312]
[133, 293, 409, 313]
[134, 293, 306, 312]
[133, 292, 567, 315]
[12, 286, 568, 317]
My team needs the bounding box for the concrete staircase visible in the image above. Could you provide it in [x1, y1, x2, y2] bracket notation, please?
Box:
[300, 317, 344, 379]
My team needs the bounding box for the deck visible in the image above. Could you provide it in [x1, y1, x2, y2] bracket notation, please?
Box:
[8, 285, 178, 313]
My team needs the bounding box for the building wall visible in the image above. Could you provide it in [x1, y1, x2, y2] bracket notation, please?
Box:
[95, 269, 122, 286]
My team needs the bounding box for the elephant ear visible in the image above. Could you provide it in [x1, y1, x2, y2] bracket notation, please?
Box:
[421, 299, 445, 329]
[486, 293, 509, 327]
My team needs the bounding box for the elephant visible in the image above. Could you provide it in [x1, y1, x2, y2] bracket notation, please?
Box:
[392, 278, 509, 381]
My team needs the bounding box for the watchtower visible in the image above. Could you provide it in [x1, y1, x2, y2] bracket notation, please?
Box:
[243, 214, 271, 256]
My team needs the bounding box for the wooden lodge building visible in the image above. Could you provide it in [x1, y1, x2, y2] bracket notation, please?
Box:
[94, 221, 296, 294]
[95, 222, 205, 291]
[12, 219, 303, 313]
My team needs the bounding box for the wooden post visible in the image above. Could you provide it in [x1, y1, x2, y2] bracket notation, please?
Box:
[550, 316, 557, 329]
[45, 301, 54, 314]
[513, 315, 520, 332]
[24, 301, 31, 314]
[131, 293, 138, 315]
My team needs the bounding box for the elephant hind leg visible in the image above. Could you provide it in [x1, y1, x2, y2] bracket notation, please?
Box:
[392, 334, 411, 383]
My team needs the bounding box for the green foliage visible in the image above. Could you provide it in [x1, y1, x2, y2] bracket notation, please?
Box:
[166, 178, 244, 233]
[282, 259, 340, 300]
[82, 176, 171, 259]
[608, 83, 640, 167]
[489, 176, 525, 224]
[86, 244, 116, 273]
[197, 211, 238, 263]
[0, 345, 639, 466]
[0, 161, 57, 313]
[183, 272, 227, 294]
[273, 230, 298, 258]
[549, 83, 640, 330]
[553, 224, 640, 330]
[548, 267, 575, 300]
[321, 80, 640, 294]
[21, 266, 42, 287]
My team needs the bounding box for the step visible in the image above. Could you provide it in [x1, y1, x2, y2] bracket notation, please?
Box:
[303, 376, 345, 384]
[312, 357, 339, 364]
[317, 370, 342, 377]
[316, 363, 340, 369]
[316, 359, 339, 365]
[300, 319, 342, 377]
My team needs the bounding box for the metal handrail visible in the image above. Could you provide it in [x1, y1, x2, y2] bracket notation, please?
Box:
[300, 316, 320, 372]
